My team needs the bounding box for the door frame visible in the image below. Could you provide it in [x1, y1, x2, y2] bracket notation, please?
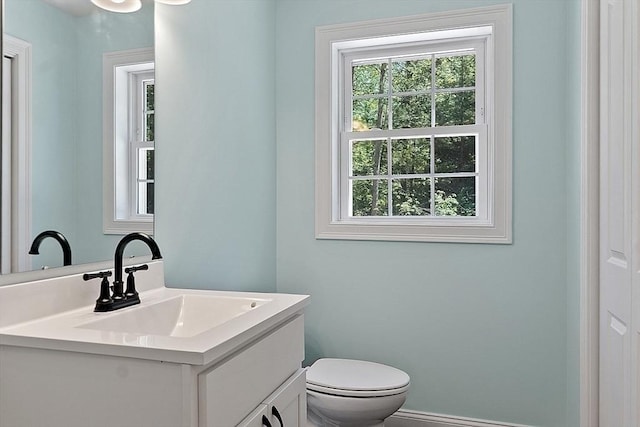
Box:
[3, 35, 32, 273]
[580, 0, 600, 425]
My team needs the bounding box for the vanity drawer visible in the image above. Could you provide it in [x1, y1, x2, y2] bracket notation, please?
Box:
[198, 314, 304, 427]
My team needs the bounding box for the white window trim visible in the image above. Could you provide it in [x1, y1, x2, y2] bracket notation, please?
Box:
[315, 4, 512, 244]
[102, 47, 154, 235]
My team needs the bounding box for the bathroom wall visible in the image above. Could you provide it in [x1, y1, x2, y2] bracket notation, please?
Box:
[155, 0, 277, 292]
[274, 0, 580, 426]
[155, 0, 582, 425]
[564, 0, 582, 425]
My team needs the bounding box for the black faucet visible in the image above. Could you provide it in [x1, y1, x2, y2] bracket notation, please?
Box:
[84, 232, 162, 312]
[112, 232, 162, 302]
[28, 230, 72, 267]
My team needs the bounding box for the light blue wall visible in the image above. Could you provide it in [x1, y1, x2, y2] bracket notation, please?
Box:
[5, 0, 77, 268]
[5, 0, 154, 268]
[154, 0, 277, 292]
[155, 0, 581, 425]
[274, 1, 580, 426]
[564, 0, 582, 425]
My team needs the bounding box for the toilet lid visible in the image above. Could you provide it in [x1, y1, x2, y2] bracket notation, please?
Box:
[306, 358, 410, 397]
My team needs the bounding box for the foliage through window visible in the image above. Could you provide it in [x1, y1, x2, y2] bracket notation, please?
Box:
[134, 75, 155, 216]
[348, 49, 481, 218]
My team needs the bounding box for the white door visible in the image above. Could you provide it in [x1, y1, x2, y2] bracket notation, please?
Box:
[599, 0, 639, 426]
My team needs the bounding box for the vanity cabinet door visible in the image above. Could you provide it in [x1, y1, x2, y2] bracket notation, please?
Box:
[237, 404, 268, 427]
[236, 369, 306, 427]
[264, 369, 307, 427]
[198, 315, 304, 427]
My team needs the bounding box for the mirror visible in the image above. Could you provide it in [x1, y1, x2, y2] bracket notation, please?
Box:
[1, 0, 155, 277]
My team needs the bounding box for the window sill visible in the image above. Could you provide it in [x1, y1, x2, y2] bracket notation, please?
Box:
[103, 219, 153, 236]
[315, 219, 511, 244]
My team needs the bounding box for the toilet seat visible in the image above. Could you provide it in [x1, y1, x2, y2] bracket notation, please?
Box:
[306, 358, 410, 398]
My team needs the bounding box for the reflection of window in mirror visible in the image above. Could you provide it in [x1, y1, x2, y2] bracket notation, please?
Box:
[132, 71, 155, 217]
[103, 48, 154, 235]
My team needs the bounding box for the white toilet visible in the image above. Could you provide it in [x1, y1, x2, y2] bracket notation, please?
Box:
[306, 358, 410, 427]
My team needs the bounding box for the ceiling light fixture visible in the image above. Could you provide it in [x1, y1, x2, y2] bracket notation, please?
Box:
[91, 0, 142, 13]
[91, 0, 192, 13]
[155, 0, 192, 4]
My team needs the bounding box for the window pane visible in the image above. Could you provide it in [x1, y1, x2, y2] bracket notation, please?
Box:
[138, 182, 154, 215]
[392, 95, 430, 129]
[146, 182, 154, 215]
[352, 63, 388, 96]
[392, 178, 430, 216]
[435, 90, 475, 126]
[392, 138, 430, 174]
[145, 113, 154, 142]
[434, 177, 476, 216]
[434, 136, 475, 173]
[138, 148, 154, 179]
[392, 58, 431, 93]
[352, 98, 388, 130]
[352, 179, 388, 216]
[145, 83, 155, 110]
[351, 140, 388, 176]
[146, 149, 155, 180]
[435, 54, 475, 88]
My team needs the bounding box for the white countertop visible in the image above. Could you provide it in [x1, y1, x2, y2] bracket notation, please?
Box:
[0, 262, 309, 365]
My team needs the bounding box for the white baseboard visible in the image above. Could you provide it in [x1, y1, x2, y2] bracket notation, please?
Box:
[386, 409, 533, 427]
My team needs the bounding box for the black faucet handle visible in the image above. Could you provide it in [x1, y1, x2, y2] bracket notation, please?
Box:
[83, 271, 114, 312]
[124, 264, 149, 274]
[83, 270, 113, 281]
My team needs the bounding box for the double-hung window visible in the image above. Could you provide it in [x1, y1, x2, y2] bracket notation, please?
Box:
[346, 40, 485, 219]
[103, 48, 155, 234]
[132, 71, 155, 217]
[315, 5, 512, 243]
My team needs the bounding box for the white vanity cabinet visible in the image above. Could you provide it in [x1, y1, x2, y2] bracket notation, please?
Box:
[238, 405, 270, 427]
[0, 267, 309, 427]
[0, 313, 307, 427]
[199, 314, 306, 426]
[237, 370, 307, 427]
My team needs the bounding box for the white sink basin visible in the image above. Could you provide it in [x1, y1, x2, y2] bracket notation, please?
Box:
[77, 295, 270, 338]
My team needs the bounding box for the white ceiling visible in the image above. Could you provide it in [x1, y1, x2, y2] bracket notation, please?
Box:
[41, 0, 95, 16]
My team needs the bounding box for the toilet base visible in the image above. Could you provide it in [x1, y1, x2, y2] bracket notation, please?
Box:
[307, 389, 402, 427]
[307, 409, 384, 427]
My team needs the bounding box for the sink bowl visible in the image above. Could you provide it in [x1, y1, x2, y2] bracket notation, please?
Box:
[77, 294, 270, 338]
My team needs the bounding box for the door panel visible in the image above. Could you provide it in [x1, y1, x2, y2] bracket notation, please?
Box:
[599, 0, 638, 426]
[265, 369, 306, 427]
[237, 405, 268, 427]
